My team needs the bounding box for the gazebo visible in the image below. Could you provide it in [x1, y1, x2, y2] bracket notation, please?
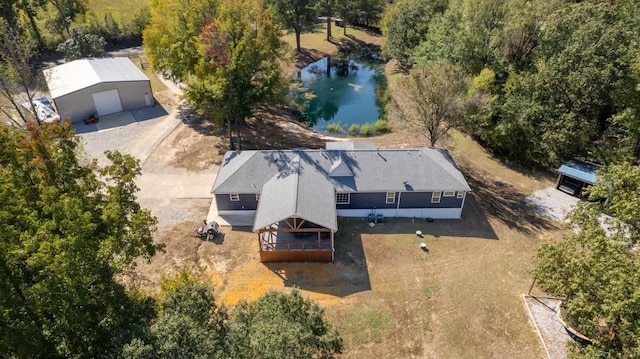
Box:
[253, 156, 338, 262]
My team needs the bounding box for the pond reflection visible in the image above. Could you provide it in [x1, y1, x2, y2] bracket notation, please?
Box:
[293, 54, 386, 132]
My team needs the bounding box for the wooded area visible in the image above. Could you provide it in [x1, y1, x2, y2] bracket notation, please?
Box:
[384, 0, 640, 167]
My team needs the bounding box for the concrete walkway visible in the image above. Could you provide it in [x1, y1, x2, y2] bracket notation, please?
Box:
[137, 173, 215, 199]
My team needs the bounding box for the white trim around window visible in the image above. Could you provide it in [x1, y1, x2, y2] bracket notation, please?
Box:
[443, 191, 455, 197]
[385, 192, 395, 204]
[336, 192, 350, 204]
[229, 193, 240, 201]
[431, 191, 441, 203]
[457, 191, 464, 199]
[256, 193, 261, 201]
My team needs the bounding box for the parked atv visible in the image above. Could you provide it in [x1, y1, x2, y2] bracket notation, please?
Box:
[193, 220, 220, 241]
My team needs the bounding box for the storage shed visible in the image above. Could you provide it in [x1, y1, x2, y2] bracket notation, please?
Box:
[44, 57, 153, 123]
[556, 160, 601, 197]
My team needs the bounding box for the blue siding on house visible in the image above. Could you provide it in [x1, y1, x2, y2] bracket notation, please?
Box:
[336, 192, 397, 210]
[216, 193, 258, 211]
[399, 192, 463, 208]
[336, 191, 464, 210]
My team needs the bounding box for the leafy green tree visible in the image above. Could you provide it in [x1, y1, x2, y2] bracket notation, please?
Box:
[124, 274, 342, 359]
[143, 0, 219, 82]
[229, 291, 343, 358]
[0, 122, 159, 357]
[394, 63, 486, 147]
[316, 0, 336, 41]
[56, 28, 106, 60]
[123, 272, 229, 359]
[587, 163, 640, 238]
[44, 0, 86, 37]
[270, 0, 315, 52]
[350, 0, 385, 27]
[186, 0, 286, 150]
[335, 0, 359, 36]
[534, 164, 640, 357]
[381, 0, 446, 72]
[500, 2, 633, 166]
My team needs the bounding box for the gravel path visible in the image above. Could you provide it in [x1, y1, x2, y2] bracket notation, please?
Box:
[523, 296, 570, 359]
[525, 188, 580, 222]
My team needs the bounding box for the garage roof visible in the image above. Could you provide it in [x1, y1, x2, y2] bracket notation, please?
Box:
[43, 57, 149, 99]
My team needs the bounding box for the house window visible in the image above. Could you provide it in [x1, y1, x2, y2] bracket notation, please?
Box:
[386, 192, 395, 204]
[256, 193, 261, 201]
[230, 193, 240, 202]
[336, 192, 350, 204]
[457, 191, 464, 199]
[443, 191, 455, 197]
[431, 192, 441, 203]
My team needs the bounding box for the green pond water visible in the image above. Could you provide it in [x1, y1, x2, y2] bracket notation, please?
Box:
[294, 54, 386, 132]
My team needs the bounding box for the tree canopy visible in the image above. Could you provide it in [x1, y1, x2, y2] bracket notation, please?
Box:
[383, 0, 640, 167]
[57, 28, 107, 61]
[0, 122, 158, 357]
[534, 163, 640, 357]
[146, 0, 286, 149]
[123, 273, 343, 359]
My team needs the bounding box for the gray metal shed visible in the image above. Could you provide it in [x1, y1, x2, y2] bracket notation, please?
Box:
[44, 57, 153, 123]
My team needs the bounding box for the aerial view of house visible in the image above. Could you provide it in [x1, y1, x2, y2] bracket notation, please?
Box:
[211, 141, 471, 262]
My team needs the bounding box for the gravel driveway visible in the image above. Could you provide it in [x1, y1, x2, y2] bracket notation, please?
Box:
[76, 105, 216, 228]
[524, 295, 570, 359]
[525, 188, 580, 222]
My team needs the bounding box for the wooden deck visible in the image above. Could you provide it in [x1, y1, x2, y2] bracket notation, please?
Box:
[257, 219, 335, 262]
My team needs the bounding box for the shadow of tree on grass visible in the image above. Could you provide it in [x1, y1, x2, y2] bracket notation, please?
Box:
[461, 166, 558, 235]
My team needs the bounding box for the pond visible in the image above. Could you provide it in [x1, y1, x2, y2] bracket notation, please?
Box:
[293, 54, 386, 132]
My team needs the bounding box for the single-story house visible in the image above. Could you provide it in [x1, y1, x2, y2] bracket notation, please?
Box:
[211, 142, 471, 263]
[556, 160, 602, 198]
[43, 57, 153, 123]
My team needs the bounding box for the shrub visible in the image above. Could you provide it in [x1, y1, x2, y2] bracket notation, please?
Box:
[360, 123, 375, 137]
[326, 123, 344, 134]
[349, 124, 360, 136]
[373, 119, 391, 133]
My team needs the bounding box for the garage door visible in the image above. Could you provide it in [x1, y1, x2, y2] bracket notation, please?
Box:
[92, 89, 123, 116]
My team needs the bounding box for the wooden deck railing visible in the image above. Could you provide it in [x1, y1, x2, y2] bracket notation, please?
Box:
[260, 240, 333, 252]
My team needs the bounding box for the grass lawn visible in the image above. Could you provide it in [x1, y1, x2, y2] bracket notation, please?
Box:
[282, 24, 382, 55]
[86, 0, 148, 16]
[281, 24, 383, 77]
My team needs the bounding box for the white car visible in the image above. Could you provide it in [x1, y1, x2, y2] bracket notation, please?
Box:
[21, 97, 60, 123]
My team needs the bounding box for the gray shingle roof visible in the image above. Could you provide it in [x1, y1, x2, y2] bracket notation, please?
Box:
[212, 146, 471, 194]
[253, 156, 337, 231]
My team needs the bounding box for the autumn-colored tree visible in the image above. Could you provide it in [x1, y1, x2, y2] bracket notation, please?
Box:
[186, 0, 286, 150]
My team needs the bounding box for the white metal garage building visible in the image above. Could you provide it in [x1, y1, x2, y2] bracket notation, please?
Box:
[44, 57, 153, 123]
